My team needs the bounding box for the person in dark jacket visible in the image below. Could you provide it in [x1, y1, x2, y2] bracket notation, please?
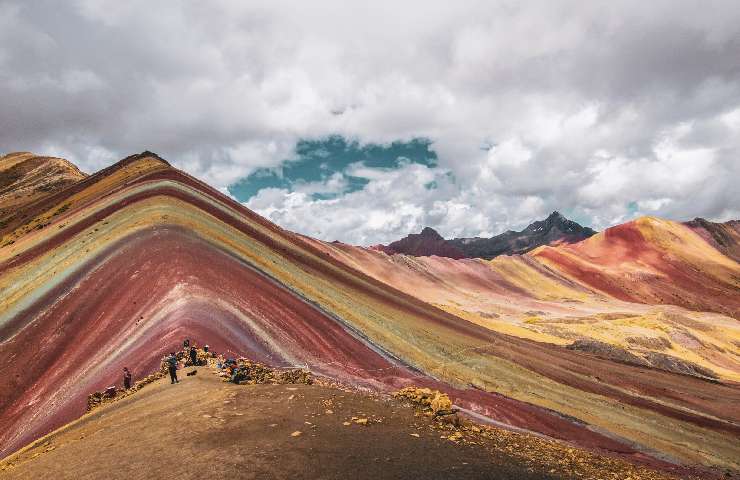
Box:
[123, 367, 132, 390]
[183, 338, 190, 348]
[189, 346, 198, 366]
[166, 352, 179, 384]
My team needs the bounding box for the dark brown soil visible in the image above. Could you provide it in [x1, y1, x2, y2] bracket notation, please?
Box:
[1, 368, 563, 480]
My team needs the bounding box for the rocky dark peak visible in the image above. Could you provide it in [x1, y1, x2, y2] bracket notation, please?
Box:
[549, 211, 565, 220]
[686, 217, 714, 229]
[524, 211, 596, 236]
[545, 211, 575, 227]
[381, 212, 597, 260]
[419, 226, 443, 240]
[382, 226, 466, 258]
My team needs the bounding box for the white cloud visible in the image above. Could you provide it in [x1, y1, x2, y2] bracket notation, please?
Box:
[2, 0, 739, 243]
[486, 138, 532, 169]
[292, 172, 348, 196]
[637, 198, 673, 211]
[246, 161, 454, 244]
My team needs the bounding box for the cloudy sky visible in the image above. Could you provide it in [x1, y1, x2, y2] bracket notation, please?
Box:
[2, 1, 739, 245]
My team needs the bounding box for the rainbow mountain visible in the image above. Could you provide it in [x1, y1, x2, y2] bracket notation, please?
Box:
[0, 152, 738, 474]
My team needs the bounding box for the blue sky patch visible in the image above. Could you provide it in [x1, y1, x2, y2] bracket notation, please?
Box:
[228, 135, 438, 201]
[627, 201, 639, 215]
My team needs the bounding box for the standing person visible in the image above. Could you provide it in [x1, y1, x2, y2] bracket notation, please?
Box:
[166, 352, 179, 384]
[183, 338, 190, 349]
[123, 367, 132, 390]
[189, 346, 198, 366]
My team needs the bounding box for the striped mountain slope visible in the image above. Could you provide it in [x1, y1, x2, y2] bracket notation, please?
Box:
[0, 152, 738, 476]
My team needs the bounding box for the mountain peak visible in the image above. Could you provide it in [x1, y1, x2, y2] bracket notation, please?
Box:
[382, 226, 466, 258]
[382, 212, 596, 259]
[526, 211, 595, 236]
[0, 152, 87, 223]
[419, 226, 443, 240]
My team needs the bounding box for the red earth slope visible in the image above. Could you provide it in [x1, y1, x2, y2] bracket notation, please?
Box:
[531, 216, 740, 318]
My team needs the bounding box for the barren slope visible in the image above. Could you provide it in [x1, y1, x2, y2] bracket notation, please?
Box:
[2, 369, 705, 480]
[0, 152, 86, 227]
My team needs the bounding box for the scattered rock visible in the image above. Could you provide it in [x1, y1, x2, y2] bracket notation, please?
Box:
[566, 340, 650, 367]
[642, 351, 718, 379]
[213, 354, 312, 386]
[86, 371, 166, 412]
[625, 336, 671, 350]
[394, 386, 455, 416]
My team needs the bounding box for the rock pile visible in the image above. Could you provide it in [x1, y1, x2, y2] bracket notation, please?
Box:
[213, 355, 312, 385]
[182, 346, 214, 367]
[85, 348, 310, 413]
[393, 385, 688, 479]
[86, 371, 165, 412]
[394, 386, 455, 416]
[275, 368, 313, 384]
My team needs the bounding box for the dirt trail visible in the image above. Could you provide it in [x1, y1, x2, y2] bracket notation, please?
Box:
[0, 368, 699, 480]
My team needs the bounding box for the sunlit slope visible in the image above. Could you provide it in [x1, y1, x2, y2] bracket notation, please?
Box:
[1, 153, 738, 472]
[685, 217, 740, 263]
[308, 235, 740, 383]
[531, 216, 740, 318]
[0, 152, 86, 226]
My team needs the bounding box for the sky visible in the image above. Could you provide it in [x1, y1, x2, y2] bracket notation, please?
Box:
[1, 0, 739, 245]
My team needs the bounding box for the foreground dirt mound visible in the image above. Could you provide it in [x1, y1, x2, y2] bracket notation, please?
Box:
[1, 369, 706, 480]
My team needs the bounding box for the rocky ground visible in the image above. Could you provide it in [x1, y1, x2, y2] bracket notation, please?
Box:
[0, 365, 707, 480]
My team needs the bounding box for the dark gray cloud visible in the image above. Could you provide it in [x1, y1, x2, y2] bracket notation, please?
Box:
[1, 0, 739, 244]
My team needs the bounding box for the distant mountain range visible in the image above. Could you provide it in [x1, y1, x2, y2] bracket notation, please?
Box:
[375, 211, 597, 259]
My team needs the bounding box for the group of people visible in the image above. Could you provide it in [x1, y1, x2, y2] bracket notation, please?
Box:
[121, 338, 211, 388]
[218, 358, 248, 383]
[165, 338, 210, 384]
